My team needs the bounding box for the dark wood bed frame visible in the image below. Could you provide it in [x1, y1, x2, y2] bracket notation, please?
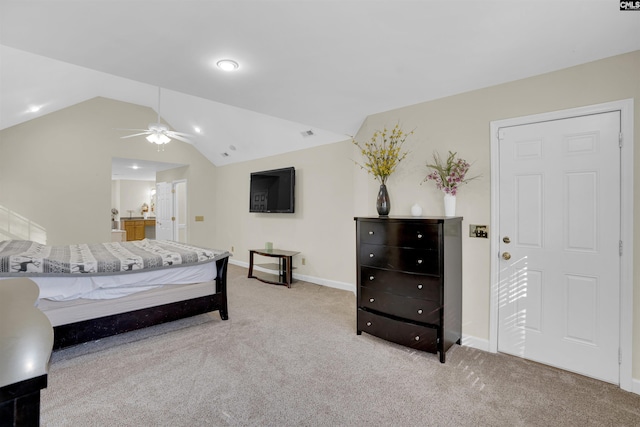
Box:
[52, 255, 229, 349]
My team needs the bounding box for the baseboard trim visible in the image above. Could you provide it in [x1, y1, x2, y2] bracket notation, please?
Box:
[229, 259, 356, 293]
[632, 378, 640, 395]
[461, 334, 490, 352]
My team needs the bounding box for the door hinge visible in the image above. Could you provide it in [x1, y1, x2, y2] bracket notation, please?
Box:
[619, 240, 623, 256]
[619, 132, 623, 148]
[498, 129, 505, 141]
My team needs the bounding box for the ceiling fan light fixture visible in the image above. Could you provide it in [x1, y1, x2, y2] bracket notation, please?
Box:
[146, 133, 171, 145]
[216, 59, 239, 71]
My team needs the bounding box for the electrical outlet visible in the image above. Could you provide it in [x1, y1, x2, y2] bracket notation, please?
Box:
[231, 246, 234, 252]
[469, 224, 489, 238]
[302, 258, 306, 265]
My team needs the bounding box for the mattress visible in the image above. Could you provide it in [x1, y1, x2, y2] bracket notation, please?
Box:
[37, 280, 217, 327]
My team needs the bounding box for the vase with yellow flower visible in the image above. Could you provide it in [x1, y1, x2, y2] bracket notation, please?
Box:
[353, 123, 413, 216]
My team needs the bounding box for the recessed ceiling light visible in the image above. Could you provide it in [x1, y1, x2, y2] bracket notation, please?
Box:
[216, 59, 239, 72]
[27, 105, 41, 113]
[194, 126, 202, 134]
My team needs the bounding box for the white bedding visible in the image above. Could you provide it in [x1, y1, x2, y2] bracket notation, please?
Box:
[0, 239, 231, 301]
[0, 261, 216, 301]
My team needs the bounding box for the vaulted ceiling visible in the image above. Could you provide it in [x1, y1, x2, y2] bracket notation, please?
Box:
[2, 1, 639, 169]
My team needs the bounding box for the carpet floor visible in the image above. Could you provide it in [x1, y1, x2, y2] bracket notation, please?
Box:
[41, 264, 640, 426]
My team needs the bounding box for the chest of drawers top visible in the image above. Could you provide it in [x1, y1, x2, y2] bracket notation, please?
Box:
[356, 217, 461, 246]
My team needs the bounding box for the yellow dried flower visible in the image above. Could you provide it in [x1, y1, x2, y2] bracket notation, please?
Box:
[352, 123, 413, 185]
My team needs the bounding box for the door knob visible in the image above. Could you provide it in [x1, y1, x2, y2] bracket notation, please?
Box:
[502, 252, 511, 260]
[503, 236, 511, 244]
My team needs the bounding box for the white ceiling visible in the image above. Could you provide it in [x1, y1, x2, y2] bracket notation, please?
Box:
[2, 1, 639, 171]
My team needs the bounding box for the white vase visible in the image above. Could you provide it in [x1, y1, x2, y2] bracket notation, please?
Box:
[444, 194, 456, 217]
[411, 203, 423, 217]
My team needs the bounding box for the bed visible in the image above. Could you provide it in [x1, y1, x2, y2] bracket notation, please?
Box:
[0, 239, 231, 349]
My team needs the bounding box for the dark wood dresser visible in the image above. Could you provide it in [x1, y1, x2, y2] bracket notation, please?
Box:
[355, 216, 462, 363]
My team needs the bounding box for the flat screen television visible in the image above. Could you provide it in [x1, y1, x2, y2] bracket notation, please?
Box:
[249, 167, 295, 213]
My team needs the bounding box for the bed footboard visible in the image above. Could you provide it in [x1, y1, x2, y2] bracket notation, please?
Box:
[52, 255, 230, 349]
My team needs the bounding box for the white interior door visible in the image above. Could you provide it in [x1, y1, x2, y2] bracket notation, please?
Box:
[497, 111, 621, 384]
[173, 180, 187, 243]
[155, 181, 173, 241]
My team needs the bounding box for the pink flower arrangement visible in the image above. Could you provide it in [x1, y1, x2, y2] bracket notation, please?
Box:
[423, 151, 477, 196]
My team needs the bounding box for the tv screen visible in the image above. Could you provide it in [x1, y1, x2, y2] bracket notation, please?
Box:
[249, 167, 295, 213]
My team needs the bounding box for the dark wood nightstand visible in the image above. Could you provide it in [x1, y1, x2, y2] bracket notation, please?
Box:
[0, 278, 54, 426]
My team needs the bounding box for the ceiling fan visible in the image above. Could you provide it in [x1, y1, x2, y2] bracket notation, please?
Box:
[118, 87, 192, 146]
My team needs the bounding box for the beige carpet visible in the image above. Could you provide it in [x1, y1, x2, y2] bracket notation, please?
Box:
[41, 265, 640, 426]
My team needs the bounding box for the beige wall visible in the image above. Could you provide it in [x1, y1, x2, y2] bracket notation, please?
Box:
[214, 140, 354, 288]
[0, 97, 217, 247]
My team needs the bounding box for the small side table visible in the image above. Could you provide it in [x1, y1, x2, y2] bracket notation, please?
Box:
[248, 249, 300, 288]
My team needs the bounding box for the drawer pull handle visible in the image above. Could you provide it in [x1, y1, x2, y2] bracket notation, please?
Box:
[369, 253, 374, 258]
[415, 336, 420, 341]
[417, 284, 423, 289]
[369, 231, 374, 235]
[369, 275, 375, 281]
[417, 309, 423, 315]
[417, 233, 423, 239]
[417, 259, 423, 265]
[369, 298, 375, 303]
[366, 321, 372, 327]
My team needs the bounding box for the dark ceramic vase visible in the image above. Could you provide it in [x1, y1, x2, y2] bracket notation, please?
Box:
[376, 184, 390, 216]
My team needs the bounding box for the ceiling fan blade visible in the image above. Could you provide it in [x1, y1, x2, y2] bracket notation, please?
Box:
[148, 123, 168, 131]
[120, 132, 151, 139]
[169, 131, 193, 137]
[115, 128, 150, 132]
[168, 133, 193, 144]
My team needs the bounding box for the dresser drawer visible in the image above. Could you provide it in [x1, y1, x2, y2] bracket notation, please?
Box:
[359, 221, 440, 249]
[357, 309, 438, 353]
[360, 287, 440, 324]
[360, 266, 441, 301]
[359, 244, 440, 275]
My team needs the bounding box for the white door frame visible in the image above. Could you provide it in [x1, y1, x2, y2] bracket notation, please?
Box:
[489, 99, 634, 391]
